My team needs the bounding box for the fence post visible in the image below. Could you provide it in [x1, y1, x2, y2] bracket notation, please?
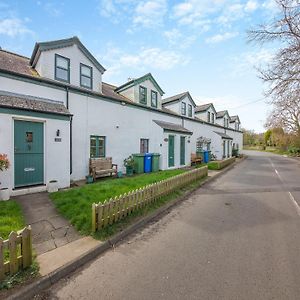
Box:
[9, 231, 18, 275]
[20, 227, 32, 268]
[0, 238, 4, 281]
[92, 203, 97, 232]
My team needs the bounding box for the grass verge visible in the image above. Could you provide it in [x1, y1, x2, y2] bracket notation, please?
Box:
[51, 169, 187, 235]
[92, 176, 207, 240]
[0, 200, 25, 239]
[0, 201, 39, 291]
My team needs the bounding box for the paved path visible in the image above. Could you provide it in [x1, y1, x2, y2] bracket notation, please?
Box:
[14, 192, 80, 255]
[43, 152, 300, 299]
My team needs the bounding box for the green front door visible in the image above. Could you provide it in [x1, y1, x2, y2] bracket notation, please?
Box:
[168, 135, 175, 167]
[227, 140, 230, 158]
[223, 140, 226, 158]
[180, 136, 185, 165]
[14, 120, 44, 188]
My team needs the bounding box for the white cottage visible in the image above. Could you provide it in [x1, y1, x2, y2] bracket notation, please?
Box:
[0, 36, 243, 196]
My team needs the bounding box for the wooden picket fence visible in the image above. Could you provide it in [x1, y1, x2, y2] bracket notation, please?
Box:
[0, 226, 32, 281]
[92, 166, 208, 232]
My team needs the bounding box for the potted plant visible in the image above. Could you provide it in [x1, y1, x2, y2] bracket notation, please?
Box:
[0, 153, 10, 201]
[86, 174, 94, 184]
[124, 155, 134, 176]
[47, 179, 58, 193]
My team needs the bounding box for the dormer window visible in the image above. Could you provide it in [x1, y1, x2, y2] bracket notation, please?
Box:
[139, 86, 147, 105]
[188, 104, 192, 117]
[181, 102, 186, 115]
[151, 90, 158, 108]
[55, 54, 70, 83]
[80, 63, 93, 89]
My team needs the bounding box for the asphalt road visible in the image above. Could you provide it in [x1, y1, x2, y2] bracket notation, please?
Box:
[44, 151, 300, 300]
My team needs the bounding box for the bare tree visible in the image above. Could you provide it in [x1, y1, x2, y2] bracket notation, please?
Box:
[248, 0, 300, 136]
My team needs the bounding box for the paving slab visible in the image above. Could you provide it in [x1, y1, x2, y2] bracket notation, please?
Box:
[13, 192, 81, 255]
[37, 236, 100, 276]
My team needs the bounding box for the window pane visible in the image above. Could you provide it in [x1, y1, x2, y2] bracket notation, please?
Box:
[90, 147, 97, 158]
[81, 65, 91, 76]
[151, 91, 157, 107]
[140, 86, 146, 103]
[90, 137, 96, 147]
[57, 56, 69, 69]
[56, 68, 69, 81]
[181, 102, 186, 115]
[98, 137, 105, 157]
[140, 139, 149, 153]
[81, 76, 92, 88]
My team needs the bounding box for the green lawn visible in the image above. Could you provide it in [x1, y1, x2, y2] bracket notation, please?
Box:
[207, 161, 219, 170]
[51, 169, 187, 235]
[0, 200, 25, 239]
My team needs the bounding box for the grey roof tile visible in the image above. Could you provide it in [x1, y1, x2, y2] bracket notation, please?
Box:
[0, 50, 39, 77]
[214, 131, 233, 140]
[153, 120, 192, 134]
[0, 91, 71, 116]
[195, 103, 212, 112]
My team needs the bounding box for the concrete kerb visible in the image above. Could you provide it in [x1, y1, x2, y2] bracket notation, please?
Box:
[8, 156, 247, 300]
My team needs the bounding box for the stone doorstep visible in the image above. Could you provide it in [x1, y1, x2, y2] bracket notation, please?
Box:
[37, 236, 101, 276]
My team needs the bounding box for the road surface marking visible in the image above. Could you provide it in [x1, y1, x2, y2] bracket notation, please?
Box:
[269, 158, 300, 217]
[288, 192, 300, 216]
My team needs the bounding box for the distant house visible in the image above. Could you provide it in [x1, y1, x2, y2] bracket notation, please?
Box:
[0, 36, 243, 196]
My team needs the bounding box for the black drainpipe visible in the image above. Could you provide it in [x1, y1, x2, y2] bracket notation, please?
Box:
[70, 115, 73, 175]
[66, 86, 69, 109]
[65, 86, 72, 175]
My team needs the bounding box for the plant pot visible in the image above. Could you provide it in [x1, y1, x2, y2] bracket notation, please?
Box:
[0, 188, 10, 201]
[86, 175, 94, 184]
[117, 171, 123, 178]
[126, 166, 134, 176]
[47, 180, 58, 193]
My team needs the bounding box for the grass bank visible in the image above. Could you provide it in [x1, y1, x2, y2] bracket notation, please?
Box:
[0, 201, 39, 291]
[0, 200, 25, 239]
[51, 169, 187, 235]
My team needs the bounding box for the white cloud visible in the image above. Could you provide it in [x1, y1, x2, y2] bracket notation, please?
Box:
[100, 45, 189, 79]
[205, 31, 238, 44]
[172, 0, 224, 26]
[0, 18, 33, 37]
[245, 0, 258, 12]
[44, 2, 63, 17]
[163, 28, 196, 48]
[99, 0, 118, 18]
[133, 0, 167, 28]
[231, 48, 275, 76]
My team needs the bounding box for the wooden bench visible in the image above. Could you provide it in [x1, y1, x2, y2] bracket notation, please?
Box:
[89, 157, 118, 181]
[191, 153, 202, 166]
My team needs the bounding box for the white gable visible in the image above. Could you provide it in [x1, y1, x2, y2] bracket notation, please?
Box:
[35, 44, 103, 92]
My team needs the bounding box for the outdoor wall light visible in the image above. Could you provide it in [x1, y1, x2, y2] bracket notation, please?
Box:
[56, 129, 60, 137]
[164, 138, 168, 142]
[116, 125, 119, 129]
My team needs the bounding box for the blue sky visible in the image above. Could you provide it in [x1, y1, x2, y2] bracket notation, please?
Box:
[0, 0, 280, 132]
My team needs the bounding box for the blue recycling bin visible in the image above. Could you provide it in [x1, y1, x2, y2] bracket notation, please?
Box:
[144, 153, 153, 173]
[203, 151, 209, 163]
